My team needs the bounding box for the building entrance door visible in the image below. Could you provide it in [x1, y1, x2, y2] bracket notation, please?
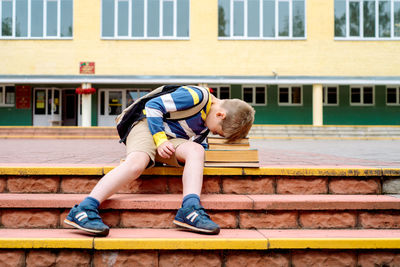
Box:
[62, 90, 77, 126]
[33, 88, 61, 126]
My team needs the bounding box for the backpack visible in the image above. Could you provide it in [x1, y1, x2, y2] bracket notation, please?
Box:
[116, 85, 210, 144]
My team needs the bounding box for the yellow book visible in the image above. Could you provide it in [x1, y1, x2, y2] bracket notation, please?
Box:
[208, 143, 250, 150]
[205, 149, 259, 163]
[207, 137, 249, 145]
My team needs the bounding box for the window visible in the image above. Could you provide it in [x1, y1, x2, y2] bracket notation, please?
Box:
[387, 86, 400, 105]
[218, 0, 306, 39]
[102, 0, 190, 39]
[350, 86, 374, 105]
[0, 0, 73, 38]
[278, 85, 302, 105]
[335, 0, 400, 39]
[323, 86, 339, 105]
[0, 85, 15, 106]
[209, 85, 231, 99]
[242, 85, 266, 105]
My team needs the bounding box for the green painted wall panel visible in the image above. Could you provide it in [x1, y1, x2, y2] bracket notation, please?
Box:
[0, 106, 32, 125]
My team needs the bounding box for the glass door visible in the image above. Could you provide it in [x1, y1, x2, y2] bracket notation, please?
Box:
[33, 88, 61, 126]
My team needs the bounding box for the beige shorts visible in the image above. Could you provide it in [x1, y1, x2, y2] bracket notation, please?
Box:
[126, 119, 188, 168]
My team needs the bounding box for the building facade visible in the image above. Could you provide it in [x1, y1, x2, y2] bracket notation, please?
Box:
[0, 0, 399, 126]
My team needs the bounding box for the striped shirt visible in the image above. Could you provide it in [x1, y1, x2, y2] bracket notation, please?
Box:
[144, 86, 211, 147]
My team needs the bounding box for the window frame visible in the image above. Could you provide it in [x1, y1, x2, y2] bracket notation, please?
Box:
[0, 84, 15, 107]
[209, 85, 231, 99]
[101, 0, 190, 40]
[278, 85, 303, 106]
[0, 0, 73, 39]
[218, 0, 307, 40]
[386, 86, 400, 105]
[349, 85, 375, 106]
[335, 0, 400, 40]
[242, 85, 267, 106]
[323, 85, 339, 106]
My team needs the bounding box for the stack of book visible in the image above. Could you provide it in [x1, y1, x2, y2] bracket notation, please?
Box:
[205, 137, 259, 168]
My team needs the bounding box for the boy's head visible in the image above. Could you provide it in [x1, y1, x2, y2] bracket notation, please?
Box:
[205, 96, 255, 142]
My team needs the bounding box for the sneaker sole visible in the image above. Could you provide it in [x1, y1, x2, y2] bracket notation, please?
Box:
[64, 219, 109, 237]
[173, 220, 220, 235]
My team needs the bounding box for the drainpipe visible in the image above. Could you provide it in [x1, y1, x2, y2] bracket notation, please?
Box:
[312, 84, 323, 126]
[81, 83, 92, 127]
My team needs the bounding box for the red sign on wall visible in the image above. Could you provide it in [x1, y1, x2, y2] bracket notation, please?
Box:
[15, 85, 31, 109]
[80, 62, 95, 74]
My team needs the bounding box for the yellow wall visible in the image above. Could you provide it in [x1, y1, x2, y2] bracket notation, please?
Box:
[2, 0, 400, 77]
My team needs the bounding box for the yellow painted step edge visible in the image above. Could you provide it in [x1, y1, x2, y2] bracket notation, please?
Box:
[1, 166, 399, 176]
[2, 238, 400, 250]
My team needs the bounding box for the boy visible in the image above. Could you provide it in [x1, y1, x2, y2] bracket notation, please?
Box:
[64, 85, 255, 236]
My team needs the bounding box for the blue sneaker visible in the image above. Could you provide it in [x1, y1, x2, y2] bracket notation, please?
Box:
[173, 204, 220, 235]
[64, 205, 109, 236]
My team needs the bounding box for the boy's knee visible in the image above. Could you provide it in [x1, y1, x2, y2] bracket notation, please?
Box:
[181, 142, 205, 160]
[124, 152, 149, 176]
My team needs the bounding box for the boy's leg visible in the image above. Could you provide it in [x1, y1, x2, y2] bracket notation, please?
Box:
[171, 141, 220, 234]
[64, 151, 150, 236]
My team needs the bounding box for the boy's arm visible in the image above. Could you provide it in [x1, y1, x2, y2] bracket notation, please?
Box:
[145, 86, 204, 147]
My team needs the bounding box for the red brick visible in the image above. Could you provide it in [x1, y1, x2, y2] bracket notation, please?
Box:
[93, 251, 158, 267]
[292, 251, 356, 267]
[159, 251, 221, 267]
[56, 251, 91, 267]
[61, 177, 99, 193]
[166, 177, 182, 194]
[1, 210, 59, 228]
[168, 176, 221, 194]
[120, 211, 175, 228]
[0, 178, 6, 192]
[223, 177, 274, 194]
[60, 210, 73, 228]
[7, 177, 59, 193]
[101, 211, 120, 227]
[225, 251, 289, 267]
[276, 178, 327, 194]
[239, 211, 297, 229]
[118, 177, 168, 194]
[26, 251, 56, 267]
[359, 212, 400, 228]
[0, 250, 24, 267]
[300, 211, 357, 228]
[358, 251, 400, 267]
[329, 178, 380, 194]
[209, 211, 237, 228]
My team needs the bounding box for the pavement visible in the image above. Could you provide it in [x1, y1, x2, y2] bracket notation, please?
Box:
[0, 138, 399, 168]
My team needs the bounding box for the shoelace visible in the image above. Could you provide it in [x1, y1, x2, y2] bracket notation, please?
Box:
[194, 206, 211, 219]
[84, 207, 102, 220]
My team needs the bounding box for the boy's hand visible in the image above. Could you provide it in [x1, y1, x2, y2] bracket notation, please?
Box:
[157, 141, 175, 159]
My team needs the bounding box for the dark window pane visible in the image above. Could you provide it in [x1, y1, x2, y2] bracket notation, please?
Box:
[47, 90, 52, 114]
[387, 88, 397, 103]
[263, 0, 274, 37]
[248, 0, 260, 37]
[16, 0, 28, 37]
[5, 86, 15, 104]
[54, 90, 60, 114]
[177, 0, 189, 37]
[335, 0, 346, 37]
[61, 0, 73, 37]
[100, 91, 105, 115]
[218, 0, 230, 36]
[350, 1, 360, 36]
[243, 87, 253, 103]
[109, 91, 122, 115]
[379, 0, 391, 37]
[327, 87, 337, 104]
[292, 87, 301, 104]
[363, 87, 373, 104]
[210, 87, 218, 97]
[35, 90, 46, 114]
[363, 1, 376, 37]
[102, 0, 114, 37]
[127, 90, 138, 106]
[2, 0, 13, 36]
[255, 87, 265, 104]
[351, 87, 361, 103]
[220, 87, 230, 99]
[293, 0, 305, 37]
[279, 87, 289, 103]
[132, 0, 144, 37]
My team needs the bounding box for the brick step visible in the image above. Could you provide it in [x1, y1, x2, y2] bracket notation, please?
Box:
[2, 166, 399, 195]
[1, 228, 400, 266]
[1, 194, 400, 230]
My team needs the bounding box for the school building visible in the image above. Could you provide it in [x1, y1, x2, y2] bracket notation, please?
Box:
[0, 0, 399, 127]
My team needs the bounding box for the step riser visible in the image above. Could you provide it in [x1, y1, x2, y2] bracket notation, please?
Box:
[1, 209, 400, 230]
[1, 249, 400, 267]
[1, 175, 398, 195]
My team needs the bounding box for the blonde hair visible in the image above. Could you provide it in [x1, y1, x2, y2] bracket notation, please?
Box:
[220, 99, 255, 142]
